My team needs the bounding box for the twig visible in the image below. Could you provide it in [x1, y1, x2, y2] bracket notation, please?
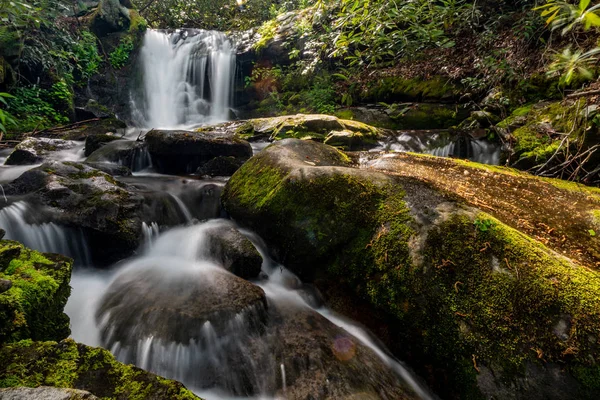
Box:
[566, 89, 600, 99]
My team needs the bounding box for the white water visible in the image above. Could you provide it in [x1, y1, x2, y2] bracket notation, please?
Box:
[0, 201, 91, 265]
[374, 131, 502, 165]
[66, 220, 434, 399]
[133, 29, 236, 129]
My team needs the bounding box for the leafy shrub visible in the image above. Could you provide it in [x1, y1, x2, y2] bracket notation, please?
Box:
[109, 37, 134, 69]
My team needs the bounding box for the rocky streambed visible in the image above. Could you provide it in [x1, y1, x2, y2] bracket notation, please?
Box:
[0, 115, 599, 400]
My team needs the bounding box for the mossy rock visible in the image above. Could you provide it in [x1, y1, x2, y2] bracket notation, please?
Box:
[5, 162, 144, 265]
[235, 114, 383, 150]
[0, 241, 72, 344]
[0, 339, 200, 399]
[5, 138, 79, 166]
[496, 100, 597, 174]
[222, 139, 600, 399]
[84, 134, 123, 157]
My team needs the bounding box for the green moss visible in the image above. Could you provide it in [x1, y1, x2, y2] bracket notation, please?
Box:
[0, 339, 199, 399]
[254, 19, 279, 51]
[0, 242, 72, 343]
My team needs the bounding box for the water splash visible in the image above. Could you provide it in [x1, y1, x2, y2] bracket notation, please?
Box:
[133, 29, 236, 129]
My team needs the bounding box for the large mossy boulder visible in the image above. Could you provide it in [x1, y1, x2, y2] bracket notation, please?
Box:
[0, 241, 72, 343]
[222, 139, 600, 399]
[0, 339, 199, 399]
[84, 134, 123, 157]
[235, 114, 383, 150]
[5, 138, 79, 166]
[144, 130, 253, 174]
[90, 0, 131, 37]
[5, 162, 144, 265]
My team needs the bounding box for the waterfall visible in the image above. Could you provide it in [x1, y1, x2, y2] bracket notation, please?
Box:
[133, 29, 236, 129]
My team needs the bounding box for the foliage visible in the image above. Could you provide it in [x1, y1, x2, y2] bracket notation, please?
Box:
[71, 31, 103, 80]
[6, 86, 69, 132]
[307, 76, 336, 114]
[535, 0, 600, 35]
[0, 93, 17, 134]
[332, 0, 475, 66]
[109, 37, 135, 69]
[547, 46, 600, 85]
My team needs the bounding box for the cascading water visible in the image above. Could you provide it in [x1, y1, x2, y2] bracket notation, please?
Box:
[66, 220, 435, 399]
[132, 29, 236, 129]
[0, 201, 91, 265]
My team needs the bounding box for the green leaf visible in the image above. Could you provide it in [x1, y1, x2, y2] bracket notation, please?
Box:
[580, 0, 591, 12]
[589, 229, 596, 237]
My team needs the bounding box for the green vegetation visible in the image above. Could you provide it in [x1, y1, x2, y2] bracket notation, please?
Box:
[0, 339, 199, 399]
[110, 37, 135, 69]
[0, 241, 72, 343]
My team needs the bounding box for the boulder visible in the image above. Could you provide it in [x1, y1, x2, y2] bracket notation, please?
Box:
[0, 387, 98, 400]
[96, 260, 268, 345]
[84, 134, 123, 156]
[90, 0, 131, 37]
[222, 139, 600, 399]
[203, 221, 263, 279]
[248, 304, 421, 399]
[235, 114, 383, 150]
[85, 140, 150, 172]
[5, 138, 79, 166]
[144, 130, 252, 174]
[196, 156, 245, 177]
[5, 162, 144, 265]
[0, 241, 72, 343]
[83, 162, 132, 176]
[0, 339, 199, 399]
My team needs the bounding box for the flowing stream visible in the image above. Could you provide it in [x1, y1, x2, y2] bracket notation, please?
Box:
[0, 29, 443, 399]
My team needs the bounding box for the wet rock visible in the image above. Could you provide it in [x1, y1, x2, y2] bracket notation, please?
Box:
[248, 305, 420, 399]
[84, 162, 132, 176]
[235, 114, 382, 150]
[0, 339, 200, 399]
[84, 134, 123, 156]
[0, 241, 72, 343]
[223, 139, 600, 399]
[0, 229, 4, 240]
[86, 140, 150, 171]
[5, 138, 79, 166]
[196, 156, 245, 177]
[5, 162, 144, 265]
[0, 387, 98, 400]
[90, 0, 131, 37]
[0, 279, 11, 294]
[96, 262, 268, 345]
[204, 221, 262, 279]
[145, 129, 252, 174]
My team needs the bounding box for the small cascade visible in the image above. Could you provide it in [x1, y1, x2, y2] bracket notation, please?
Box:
[68, 220, 435, 399]
[0, 201, 91, 265]
[133, 29, 236, 129]
[379, 130, 502, 165]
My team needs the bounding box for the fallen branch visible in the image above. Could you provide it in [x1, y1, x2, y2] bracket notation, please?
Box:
[24, 118, 102, 136]
[566, 89, 600, 99]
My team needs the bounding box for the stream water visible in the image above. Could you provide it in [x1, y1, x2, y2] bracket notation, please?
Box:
[0, 29, 459, 399]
